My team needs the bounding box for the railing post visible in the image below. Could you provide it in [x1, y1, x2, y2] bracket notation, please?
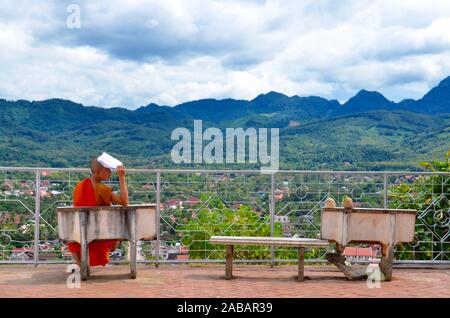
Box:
[34, 170, 40, 267]
[270, 173, 275, 266]
[383, 173, 388, 209]
[155, 171, 161, 267]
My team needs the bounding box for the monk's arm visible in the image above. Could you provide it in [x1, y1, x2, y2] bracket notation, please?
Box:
[111, 166, 129, 206]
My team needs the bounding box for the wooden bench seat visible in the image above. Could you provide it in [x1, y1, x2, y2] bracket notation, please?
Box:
[210, 236, 329, 281]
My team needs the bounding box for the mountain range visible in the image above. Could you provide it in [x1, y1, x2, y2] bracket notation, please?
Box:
[1, 76, 450, 170]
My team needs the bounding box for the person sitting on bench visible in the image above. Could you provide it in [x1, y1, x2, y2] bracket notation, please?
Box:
[67, 157, 129, 267]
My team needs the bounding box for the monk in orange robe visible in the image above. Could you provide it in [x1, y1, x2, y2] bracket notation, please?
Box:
[67, 158, 129, 267]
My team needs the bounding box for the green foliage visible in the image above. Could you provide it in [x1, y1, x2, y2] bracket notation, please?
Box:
[419, 150, 450, 172]
[389, 151, 450, 260]
[0, 97, 449, 170]
[176, 196, 280, 260]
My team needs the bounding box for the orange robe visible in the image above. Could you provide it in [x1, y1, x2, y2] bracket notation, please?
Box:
[67, 178, 119, 266]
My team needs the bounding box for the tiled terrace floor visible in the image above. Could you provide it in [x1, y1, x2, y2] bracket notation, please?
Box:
[0, 264, 449, 298]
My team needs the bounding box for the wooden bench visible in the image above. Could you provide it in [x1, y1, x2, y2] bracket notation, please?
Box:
[210, 236, 329, 281]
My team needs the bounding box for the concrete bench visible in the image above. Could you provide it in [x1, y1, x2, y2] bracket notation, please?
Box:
[210, 236, 329, 281]
[57, 204, 157, 280]
[321, 207, 416, 281]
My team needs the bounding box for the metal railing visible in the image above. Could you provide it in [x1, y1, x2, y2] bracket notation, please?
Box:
[0, 167, 449, 265]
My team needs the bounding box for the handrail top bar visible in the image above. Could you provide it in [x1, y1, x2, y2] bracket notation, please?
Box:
[0, 166, 449, 175]
[57, 204, 156, 212]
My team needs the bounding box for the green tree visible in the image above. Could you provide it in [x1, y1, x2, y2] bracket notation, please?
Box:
[177, 195, 281, 260]
[389, 151, 450, 260]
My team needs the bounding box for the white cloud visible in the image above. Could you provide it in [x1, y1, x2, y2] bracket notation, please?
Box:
[1, 0, 450, 107]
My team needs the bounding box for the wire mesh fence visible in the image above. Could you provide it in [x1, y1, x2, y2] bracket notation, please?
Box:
[0, 168, 448, 264]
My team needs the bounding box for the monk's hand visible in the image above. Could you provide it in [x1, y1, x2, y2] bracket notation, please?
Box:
[117, 165, 126, 179]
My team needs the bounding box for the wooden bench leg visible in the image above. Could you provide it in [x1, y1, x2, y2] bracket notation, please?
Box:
[297, 246, 304, 282]
[225, 245, 233, 280]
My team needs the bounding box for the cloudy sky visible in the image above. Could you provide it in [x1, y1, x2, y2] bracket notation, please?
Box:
[1, 0, 450, 108]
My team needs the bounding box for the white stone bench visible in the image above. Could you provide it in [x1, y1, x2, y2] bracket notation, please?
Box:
[210, 236, 329, 281]
[321, 207, 416, 281]
[57, 204, 157, 280]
